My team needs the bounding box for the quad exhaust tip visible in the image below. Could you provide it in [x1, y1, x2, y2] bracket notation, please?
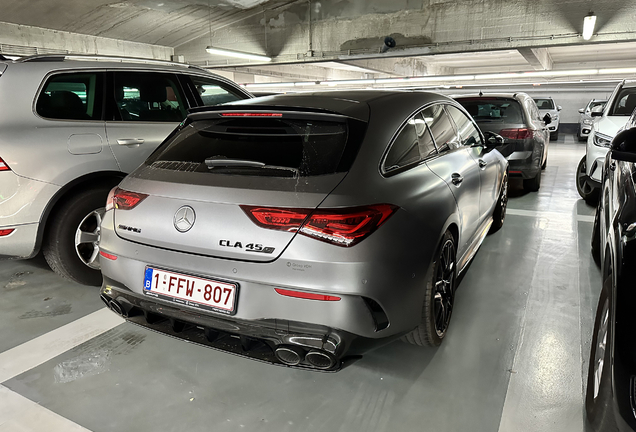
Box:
[109, 299, 124, 317]
[305, 350, 336, 370]
[274, 346, 305, 366]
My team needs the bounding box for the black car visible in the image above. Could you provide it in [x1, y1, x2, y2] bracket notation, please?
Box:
[454, 93, 552, 192]
[588, 110, 636, 431]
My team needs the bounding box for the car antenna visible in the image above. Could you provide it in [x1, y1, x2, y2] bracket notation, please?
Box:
[479, 90, 483, 97]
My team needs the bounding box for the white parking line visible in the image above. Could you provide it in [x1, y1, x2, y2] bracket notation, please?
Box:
[0, 385, 91, 431]
[507, 208, 595, 223]
[0, 308, 123, 432]
[0, 308, 123, 383]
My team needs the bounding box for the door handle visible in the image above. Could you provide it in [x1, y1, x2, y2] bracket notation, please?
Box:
[478, 159, 487, 169]
[451, 173, 463, 186]
[117, 138, 145, 146]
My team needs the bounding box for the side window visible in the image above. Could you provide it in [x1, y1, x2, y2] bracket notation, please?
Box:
[421, 104, 461, 153]
[446, 105, 483, 147]
[413, 112, 437, 158]
[36, 72, 103, 121]
[384, 118, 420, 172]
[114, 72, 187, 122]
[188, 75, 245, 106]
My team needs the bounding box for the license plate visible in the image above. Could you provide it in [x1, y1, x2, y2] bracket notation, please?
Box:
[143, 267, 238, 315]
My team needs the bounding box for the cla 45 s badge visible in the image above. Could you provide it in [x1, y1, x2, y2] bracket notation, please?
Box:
[219, 240, 275, 254]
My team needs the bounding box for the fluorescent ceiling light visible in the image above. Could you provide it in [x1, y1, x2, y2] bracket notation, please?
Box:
[598, 68, 636, 74]
[408, 75, 475, 82]
[376, 78, 409, 84]
[206, 46, 271, 62]
[522, 69, 598, 77]
[293, 82, 317, 86]
[583, 13, 597, 41]
[245, 82, 291, 88]
[321, 79, 376, 86]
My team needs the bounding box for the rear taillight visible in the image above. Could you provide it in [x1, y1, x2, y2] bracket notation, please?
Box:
[0, 228, 15, 236]
[105, 187, 148, 211]
[241, 204, 398, 247]
[499, 128, 533, 140]
[0, 157, 10, 171]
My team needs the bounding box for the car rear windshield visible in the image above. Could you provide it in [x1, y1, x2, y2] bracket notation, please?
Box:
[456, 98, 524, 124]
[533, 98, 555, 110]
[146, 116, 362, 177]
[609, 88, 636, 116]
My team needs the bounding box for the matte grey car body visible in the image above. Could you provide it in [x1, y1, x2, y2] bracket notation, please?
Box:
[99, 91, 508, 370]
[454, 93, 550, 192]
[578, 99, 607, 141]
[0, 54, 250, 285]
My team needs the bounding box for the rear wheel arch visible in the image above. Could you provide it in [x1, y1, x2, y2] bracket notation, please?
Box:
[34, 171, 125, 254]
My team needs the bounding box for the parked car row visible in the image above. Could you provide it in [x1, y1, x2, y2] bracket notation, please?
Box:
[587, 108, 636, 431]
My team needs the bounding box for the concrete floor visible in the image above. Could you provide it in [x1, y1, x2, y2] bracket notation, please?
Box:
[0, 134, 601, 432]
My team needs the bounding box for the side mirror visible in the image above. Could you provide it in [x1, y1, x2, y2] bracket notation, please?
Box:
[557, 105, 562, 111]
[591, 105, 604, 117]
[543, 113, 552, 125]
[610, 128, 636, 163]
[578, 108, 585, 114]
[484, 131, 505, 146]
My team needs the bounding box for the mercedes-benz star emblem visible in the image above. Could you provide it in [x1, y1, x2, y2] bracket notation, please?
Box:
[174, 206, 196, 233]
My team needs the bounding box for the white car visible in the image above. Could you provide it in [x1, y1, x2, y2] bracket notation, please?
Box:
[533, 97, 561, 140]
[576, 80, 636, 203]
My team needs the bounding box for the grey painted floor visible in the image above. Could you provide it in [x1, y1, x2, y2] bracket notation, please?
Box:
[0, 134, 602, 432]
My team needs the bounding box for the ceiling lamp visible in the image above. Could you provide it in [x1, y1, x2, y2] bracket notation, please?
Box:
[205, 46, 271, 62]
[582, 12, 596, 40]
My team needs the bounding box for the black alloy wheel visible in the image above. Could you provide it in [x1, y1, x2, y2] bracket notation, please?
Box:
[433, 238, 456, 338]
[577, 156, 600, 204]
[585, 273, 618, 430]
[490, 173, 508, 232]
[401, 230, 457, 347]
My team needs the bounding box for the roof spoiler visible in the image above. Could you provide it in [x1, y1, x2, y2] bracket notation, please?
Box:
[187, 104, 350, 120]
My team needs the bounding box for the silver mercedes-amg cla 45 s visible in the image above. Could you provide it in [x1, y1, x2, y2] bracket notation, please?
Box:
[99, 91, 509, 371]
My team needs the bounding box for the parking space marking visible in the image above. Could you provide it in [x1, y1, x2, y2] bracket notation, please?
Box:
[507, 208, 594, 223]
[0, 385, 92, 431]
[0, 308, 123, 384]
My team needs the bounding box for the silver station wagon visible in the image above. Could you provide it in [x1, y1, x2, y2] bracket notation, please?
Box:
[99, 91, 509, 371]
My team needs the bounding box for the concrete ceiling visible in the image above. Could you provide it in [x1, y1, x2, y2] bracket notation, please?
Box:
[0, 0, 635, 86]
[0, 0, 289, 47]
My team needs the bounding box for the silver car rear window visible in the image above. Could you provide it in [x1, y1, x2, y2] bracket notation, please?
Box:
[146, 117, 353, 177]
[456, 98, 523, 124]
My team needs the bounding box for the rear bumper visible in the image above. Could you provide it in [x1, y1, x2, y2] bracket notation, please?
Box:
[101, 279, 403, 371]
[506, 150, 541, 179]
[0, 223, 39, 259]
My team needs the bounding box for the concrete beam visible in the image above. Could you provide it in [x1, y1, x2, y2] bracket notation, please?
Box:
[0, 21, 173, 60]
[517, 47, 553, 70]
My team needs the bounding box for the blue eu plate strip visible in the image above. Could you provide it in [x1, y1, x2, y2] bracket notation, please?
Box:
[144, 267, 154, 290]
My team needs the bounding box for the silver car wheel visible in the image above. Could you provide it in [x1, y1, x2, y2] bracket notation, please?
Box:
[577, 157, 595, 196]
[593, 299, 609, 400]
[74, 207, 105, 270]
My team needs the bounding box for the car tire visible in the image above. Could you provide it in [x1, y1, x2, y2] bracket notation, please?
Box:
[585, 277, 618, 431]
[550, 130, 559, 141]
[541, 157, 547, 170]
[43, 187, 111, 286]
[402, 230, 457, 347]
[490, 173, 508, 233]
[523, 168, 541, 192]
[591, 208, 601, 266]
[576, 156, 600, 204]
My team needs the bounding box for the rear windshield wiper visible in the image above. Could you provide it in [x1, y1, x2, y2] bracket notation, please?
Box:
[204, 157, 299, 177]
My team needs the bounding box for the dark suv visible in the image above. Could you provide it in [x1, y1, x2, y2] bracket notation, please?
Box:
[454, 93, 551, 192]
[0, 54, 251, 285]
[587, 109, 636, 431]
